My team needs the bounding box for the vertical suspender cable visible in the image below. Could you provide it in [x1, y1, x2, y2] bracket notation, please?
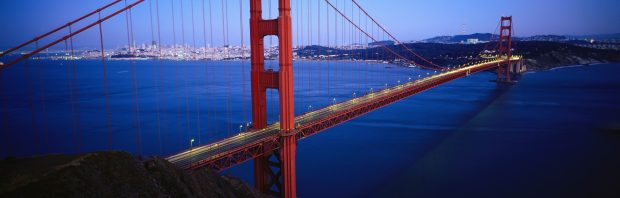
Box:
[181, 0, 192, 147]
[70, 25, 83, 152]
[326, 0, 330, 103]
[155, 0, 168, 155]
[191, 0, 197, 50]
[34, 40, 50, 153]
[180, 0, 186, 51]
[306, 1, 316, 110]
[344, 0, 349, 95]
[172, 0, 177, 48]
[223, 0, 230, 134]
[155, 0, 165, 155]
[298, 0, 303, 114]
[126, 1, 142, 155]
[190, 0, 202, 145]
[317, 0, 321, 109]
[335, 0, 338, 102]
[0, 67, 10, 155]
[205, 0, 211, 143]
[240, 0, 248, 129]
[293, 0, 297, 110]
[374, 22, 378, 88]
[295, 0, 300, 112]
[352, 1, 357, 93]
[209, 0, 217, 136]
[364, 9, 368, 92]
[125, 0, 133, 54]
[25, 59, 39, 154]
[221, 0, 232, 134]
[67, 25, 80, 152]
[226, 0, 232, 134]
[355, 3, 359, 93]
[355, 2, 360, 94]
[64, 38, 76, 152]
[382, 31, 386, 86]
[201, 0, 209, 144]
[307, 0, 311, 111]
[98, 12, 113, 151]
[342, 0, 346, 97]
[152, 0, 164, 154]
[172, 0, 184, 151]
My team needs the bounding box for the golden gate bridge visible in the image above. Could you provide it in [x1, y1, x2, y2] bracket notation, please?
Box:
[0, 0, 523, 197]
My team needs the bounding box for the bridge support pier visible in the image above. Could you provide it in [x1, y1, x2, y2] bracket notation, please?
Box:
[250, 0, 296, 197]
[254, 151, 283, 196]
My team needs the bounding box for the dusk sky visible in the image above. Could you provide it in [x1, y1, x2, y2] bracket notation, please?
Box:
[1, 0, 619, 49]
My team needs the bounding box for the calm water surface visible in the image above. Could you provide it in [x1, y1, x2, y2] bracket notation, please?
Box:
[1, 60, 619, 197]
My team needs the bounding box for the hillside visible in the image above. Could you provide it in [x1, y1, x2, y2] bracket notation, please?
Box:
[420, 33, 620, 43]
[512, 41, 620, 70]
[422, 33, 496, 43]
[0, 152, 265, 198]
[296, 41, 620, 70]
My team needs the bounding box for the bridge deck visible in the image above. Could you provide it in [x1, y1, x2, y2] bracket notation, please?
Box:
[166, 57, 520, 171]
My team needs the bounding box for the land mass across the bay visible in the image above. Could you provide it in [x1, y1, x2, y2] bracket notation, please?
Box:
[295, 41, 620, 71]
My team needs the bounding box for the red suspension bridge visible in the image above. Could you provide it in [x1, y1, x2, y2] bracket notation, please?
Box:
[0, 0, 524, 197]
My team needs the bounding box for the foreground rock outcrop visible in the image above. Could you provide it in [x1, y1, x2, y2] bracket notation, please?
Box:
[0, 152, 265, 198]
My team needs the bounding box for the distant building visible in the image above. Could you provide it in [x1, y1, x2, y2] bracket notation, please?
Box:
[466, 38, 480, 44]
[369, 40, 395, 47]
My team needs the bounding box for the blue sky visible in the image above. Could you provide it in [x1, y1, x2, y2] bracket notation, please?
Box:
[1, 0, 619, 49]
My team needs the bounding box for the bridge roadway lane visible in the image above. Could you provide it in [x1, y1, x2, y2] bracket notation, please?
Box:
[166, 57, 520, 170]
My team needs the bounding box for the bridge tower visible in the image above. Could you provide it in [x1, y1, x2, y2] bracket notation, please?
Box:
[250, 0, 296, 197]
[497, 16, 513, 82]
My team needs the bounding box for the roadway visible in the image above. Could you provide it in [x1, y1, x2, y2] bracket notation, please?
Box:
[166, 56, 521, 170]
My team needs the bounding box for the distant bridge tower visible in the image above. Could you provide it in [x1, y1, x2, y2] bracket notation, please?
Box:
[250, 0, 296, 197]
[497, 16, 513, 82]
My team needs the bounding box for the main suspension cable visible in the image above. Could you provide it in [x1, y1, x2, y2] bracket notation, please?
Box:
[351, 0, 443, 70]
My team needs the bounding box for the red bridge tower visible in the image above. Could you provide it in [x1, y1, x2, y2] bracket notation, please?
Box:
[250, 0, 296, 197]
[497, 16, 513, 82]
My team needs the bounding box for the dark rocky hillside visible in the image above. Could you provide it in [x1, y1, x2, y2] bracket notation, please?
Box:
[296, 41, 620, 70]
[512, 41, 620, 70]
[0, 152, 266, 198]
